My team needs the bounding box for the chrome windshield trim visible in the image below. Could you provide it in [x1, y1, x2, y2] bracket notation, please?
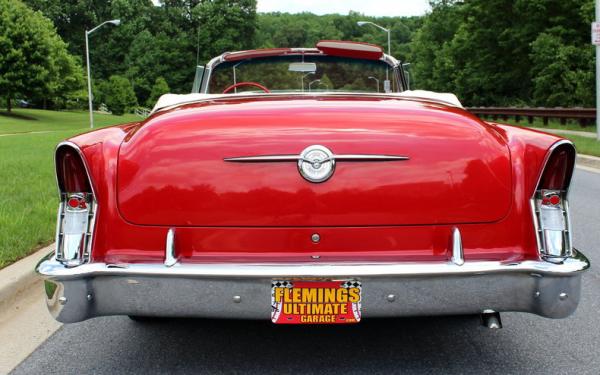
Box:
[224, 154, 409, 163]
[202, 51, 400, 94]
[38, 250, 589, 280]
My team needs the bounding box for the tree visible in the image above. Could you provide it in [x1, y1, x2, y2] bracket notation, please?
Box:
[410, 2, 462, 91]
[97, 75, 138, 115]
[147, 77, 171, 107]
[125, 30, 192, 104]
[409, 0, 594, 106]
[193, 0, 257, 56]
[0, 0, 83, 111]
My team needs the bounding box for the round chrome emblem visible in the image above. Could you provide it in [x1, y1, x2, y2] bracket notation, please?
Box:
[298, 145, 335, 183]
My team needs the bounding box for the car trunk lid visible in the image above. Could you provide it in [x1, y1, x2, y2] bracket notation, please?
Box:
[117, 96, 512, 227]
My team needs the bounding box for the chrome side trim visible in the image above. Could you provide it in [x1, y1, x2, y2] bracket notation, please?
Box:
[224, 155, 299, 162]
[336, 154, 409, 161]
[531, 139, 576, 198]
[224, 154, 409, 163]
[164, 228, 178, 267]
[451, 227, 464, 266]
[55, 141, 98, 198]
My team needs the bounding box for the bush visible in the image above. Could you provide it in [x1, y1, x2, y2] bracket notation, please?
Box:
[96, 75, 138, 115]
[146, 77, 170, 108]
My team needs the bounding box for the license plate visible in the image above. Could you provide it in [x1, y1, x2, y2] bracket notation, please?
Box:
[271, 280, 362, 324]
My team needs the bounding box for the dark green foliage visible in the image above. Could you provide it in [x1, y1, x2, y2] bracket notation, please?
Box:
[147, 77, 171, 107]
[255, 11, 422, 63]
[96, 75, 138, 115]
[0, 0, 84, 111]
[410, 0, 595, 106]
[17, 0, 596, 107]
[24, 0, 257, 106]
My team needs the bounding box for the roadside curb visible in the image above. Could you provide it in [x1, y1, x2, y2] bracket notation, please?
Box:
[0, 244, 53, 313]
[577, 154, 600, 172]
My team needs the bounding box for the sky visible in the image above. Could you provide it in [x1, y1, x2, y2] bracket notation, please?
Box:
[256, 0, 431, 17]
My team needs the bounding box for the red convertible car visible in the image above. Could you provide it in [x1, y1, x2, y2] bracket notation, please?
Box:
[37, 41, 589, 327]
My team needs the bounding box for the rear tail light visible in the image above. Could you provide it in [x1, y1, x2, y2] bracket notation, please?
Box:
[531, 141, 576, 262]
[55, 143, 96, 267]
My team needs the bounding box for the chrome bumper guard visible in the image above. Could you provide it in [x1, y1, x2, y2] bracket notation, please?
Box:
[36, 250, 589, 323]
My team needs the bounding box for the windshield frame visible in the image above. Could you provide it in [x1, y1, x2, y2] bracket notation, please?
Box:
[200, 48, 406, 94]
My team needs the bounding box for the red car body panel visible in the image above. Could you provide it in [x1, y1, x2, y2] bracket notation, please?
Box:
[66, 95, 562, 266]
[117, 96, 512, 227]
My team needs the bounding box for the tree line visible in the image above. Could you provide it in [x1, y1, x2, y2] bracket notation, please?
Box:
[0, 0, 594, 113]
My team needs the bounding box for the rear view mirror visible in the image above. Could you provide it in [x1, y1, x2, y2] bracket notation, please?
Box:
[289, 62, 317, 73]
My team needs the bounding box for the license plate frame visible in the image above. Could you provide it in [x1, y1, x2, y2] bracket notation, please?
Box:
[271, 280, 362, 324]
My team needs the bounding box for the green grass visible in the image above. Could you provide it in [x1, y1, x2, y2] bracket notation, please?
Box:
[0, 108, 138, 135]
[493, 117, 600, 156]
[493, 117, 596, 133]
[0, 109, 138, 269]
[562, 134, 600, 157]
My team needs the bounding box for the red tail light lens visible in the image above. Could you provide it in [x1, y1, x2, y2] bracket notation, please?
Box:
[537, 145, 575, 191]
[532, 141, 576, 262]
[56, 147, 91, 193]
[55, 144, 95, 267]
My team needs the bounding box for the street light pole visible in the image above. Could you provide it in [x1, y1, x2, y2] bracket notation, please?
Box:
[85, 19, 121, 129]
[301, 72, 314, 92]
[368, 76, 379, 92]
[596, 0, 600, 140]
[85, 31, 93, 129]
[308, 79, 321, 92]
[358, 21, 391, 91]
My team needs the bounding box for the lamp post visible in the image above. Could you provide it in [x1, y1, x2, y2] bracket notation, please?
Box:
[301, 72, 315, 92]
[368, 76, 380, 92]
[596, 0, 600, 140]
[308, 79, 321, 92]
[358, 21, 391, 91]
[85, 19, 120, 129]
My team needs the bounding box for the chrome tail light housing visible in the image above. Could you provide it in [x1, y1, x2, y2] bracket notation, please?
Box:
[54, 143, 97, 267]
[531, 141, 576, 262]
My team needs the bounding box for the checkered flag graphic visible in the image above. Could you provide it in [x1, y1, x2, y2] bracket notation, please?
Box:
[341, 280, 362, 322]
[271, 280, 293, 322]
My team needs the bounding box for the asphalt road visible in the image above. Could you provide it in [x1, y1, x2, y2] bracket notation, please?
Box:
[12, 169, 600, 375]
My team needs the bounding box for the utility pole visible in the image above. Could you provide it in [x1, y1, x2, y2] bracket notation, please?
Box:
[592, 0, 600, 141]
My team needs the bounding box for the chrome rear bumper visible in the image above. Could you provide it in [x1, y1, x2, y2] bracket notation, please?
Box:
[36, 250, 589, 323]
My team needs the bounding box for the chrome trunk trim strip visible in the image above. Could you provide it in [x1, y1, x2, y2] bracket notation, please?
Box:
[224, 154, 409, 163]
